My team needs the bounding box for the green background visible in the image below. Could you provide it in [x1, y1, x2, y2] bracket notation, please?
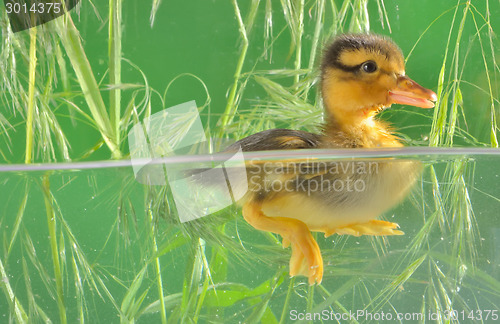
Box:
[0, 1, 499, 323]
[1, 0, 498, 162]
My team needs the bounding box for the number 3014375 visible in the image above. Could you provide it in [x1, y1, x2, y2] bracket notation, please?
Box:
[5, 2, 62, 14]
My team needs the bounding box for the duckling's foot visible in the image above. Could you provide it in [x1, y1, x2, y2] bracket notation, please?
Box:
[287, 233, 323, 285]
[243, 201, 323, 285]
[282, 237, 322, 281]
[322, 220, 404, 237]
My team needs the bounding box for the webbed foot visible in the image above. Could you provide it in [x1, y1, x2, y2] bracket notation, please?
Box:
[243, 202, 323, 285]
[322, 220, 404, 237]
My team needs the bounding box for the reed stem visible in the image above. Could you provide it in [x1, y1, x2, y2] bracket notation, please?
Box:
[293, 0, 305, 89]
[54, 15, 121, 158]
[218, 0, 250, 136]
[25, 26, 37, 164]
[148, 208, 167, 324]
[42, 175, 67, 324]
[109, 0, 123, 150]
[0, 257, 28, 323]
[279, 277, 294, 324]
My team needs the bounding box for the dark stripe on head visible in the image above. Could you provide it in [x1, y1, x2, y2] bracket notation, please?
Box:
[332, 62, 363, 73]
[321, 34, 401, 72]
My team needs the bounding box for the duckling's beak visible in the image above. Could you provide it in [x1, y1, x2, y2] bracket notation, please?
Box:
[389, 75, 437, 108]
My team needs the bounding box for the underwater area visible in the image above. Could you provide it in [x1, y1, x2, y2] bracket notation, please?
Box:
[0, 0, 499, 323]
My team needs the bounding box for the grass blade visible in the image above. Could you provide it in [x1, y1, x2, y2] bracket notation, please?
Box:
[42, 175, 67, 324]
[52, 15, 121, 158]
[109, 0, 123, 151]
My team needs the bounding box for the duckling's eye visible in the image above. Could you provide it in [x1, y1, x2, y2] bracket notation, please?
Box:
[361, 61, 377, 73]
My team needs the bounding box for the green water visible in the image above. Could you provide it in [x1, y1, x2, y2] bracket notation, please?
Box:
[0, 150, 499, 323]
[1, 0, 499, 323]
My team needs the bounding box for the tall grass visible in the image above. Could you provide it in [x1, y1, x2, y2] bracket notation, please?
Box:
[24, 26, 36, 163]
[0, 0, 499, 323]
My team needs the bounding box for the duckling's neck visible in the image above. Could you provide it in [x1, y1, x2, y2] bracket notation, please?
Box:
[323, 112, 403, 148]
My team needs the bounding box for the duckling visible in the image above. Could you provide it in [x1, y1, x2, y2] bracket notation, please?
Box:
[224, 34, 437, 285]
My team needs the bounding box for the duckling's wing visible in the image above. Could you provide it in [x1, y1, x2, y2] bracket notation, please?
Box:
[225, 129, 322, 152]
[186, 129, 321, 198]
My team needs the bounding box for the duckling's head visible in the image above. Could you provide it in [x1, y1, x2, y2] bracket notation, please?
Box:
[321, 34, 437, 127]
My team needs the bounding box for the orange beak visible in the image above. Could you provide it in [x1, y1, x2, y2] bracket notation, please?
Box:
[389, 75, 437, 108]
